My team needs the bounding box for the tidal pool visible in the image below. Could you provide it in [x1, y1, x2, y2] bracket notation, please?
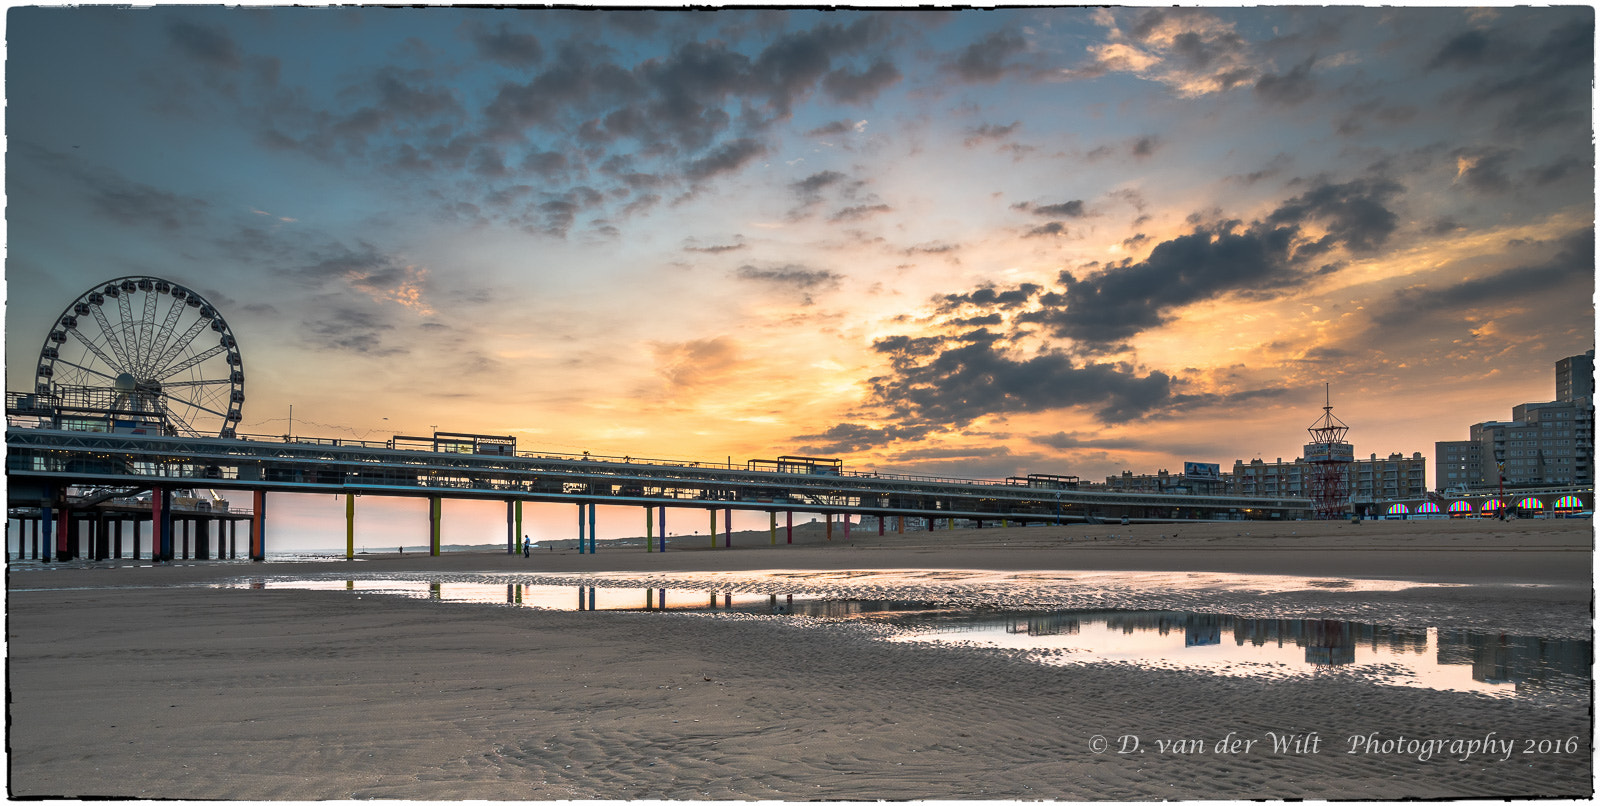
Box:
[211, 575, 1590, 703]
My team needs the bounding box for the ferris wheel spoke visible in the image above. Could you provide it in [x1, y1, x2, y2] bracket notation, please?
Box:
[68, 329, 126, 376]
[161, 378, 234, 388]
[144, 295, 189, 376]
[166, 395, 231, 420]
[137, 288, 159, 371]
[154, 343, 228, 381]
[54, 359, 121, 383]
[149, 316, 213, 378]
[89, 304, 135, 371]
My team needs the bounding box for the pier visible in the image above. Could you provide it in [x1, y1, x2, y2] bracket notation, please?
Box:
[5, 420, 1312, 560]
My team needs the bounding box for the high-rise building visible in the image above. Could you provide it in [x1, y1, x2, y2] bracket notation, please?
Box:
[1556, 349, 1594, 404]
[1435, 351, 1595, 490]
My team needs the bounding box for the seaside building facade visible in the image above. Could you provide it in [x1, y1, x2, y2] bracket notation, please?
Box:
[1104, 468, 1227, 495]
[1226, 453, 1426, 502]
[1433, 351, 1594, 491]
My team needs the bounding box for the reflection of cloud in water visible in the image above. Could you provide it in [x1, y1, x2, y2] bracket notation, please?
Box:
[210, 571, 1590, 704]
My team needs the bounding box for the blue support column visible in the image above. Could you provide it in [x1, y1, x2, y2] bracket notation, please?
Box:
[577, 503, 586, 554]
[588, 502, 597, 553]
[40, 501, 53, 564]
[658, 506, 666, 552]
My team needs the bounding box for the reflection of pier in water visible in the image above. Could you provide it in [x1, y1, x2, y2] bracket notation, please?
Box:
[1436, 630, 1593, 694]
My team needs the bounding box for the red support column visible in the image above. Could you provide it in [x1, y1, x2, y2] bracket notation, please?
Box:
[879, 516, 885, 536]
[250, 490, 267, 561]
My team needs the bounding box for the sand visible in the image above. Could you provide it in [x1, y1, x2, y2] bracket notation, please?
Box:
[6, 517, 1593, 800]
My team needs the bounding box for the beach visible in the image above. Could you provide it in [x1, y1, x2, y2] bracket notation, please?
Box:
[7, 517, 1593, 800]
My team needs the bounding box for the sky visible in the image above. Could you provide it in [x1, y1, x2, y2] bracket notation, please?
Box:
[6, 6, 1595, 548]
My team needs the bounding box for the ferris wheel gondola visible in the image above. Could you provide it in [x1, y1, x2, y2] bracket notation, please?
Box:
[35, 276, 245, 438]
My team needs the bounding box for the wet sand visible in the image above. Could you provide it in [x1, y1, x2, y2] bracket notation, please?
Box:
[7, 518, 1593, 799]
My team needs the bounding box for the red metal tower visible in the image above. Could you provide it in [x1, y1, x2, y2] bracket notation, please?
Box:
[1304, 384, 1353, 519]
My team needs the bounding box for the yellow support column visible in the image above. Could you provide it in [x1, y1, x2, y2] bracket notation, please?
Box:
[709, 508, 716, 548]
[515, 500, 523, 551]
[947, 517, 954, 530]
[345, 493, 355, 560]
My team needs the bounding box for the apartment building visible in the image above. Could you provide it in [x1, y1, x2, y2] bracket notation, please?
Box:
[1435, 351, 1594, 490]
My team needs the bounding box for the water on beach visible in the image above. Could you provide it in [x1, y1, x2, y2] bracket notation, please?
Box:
[201, 572, 1590, 703]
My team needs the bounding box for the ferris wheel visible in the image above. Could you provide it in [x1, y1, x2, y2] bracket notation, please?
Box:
[35, 276, 244, 438]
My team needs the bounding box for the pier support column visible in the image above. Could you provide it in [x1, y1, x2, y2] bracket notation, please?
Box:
[182, 517, 191, 560]
[131, 518, 141, 561]
[347, 493, 357, 560]
[658, 506, 666, 552]
[825, 514, 832, 541]
[770, 511, 776, 546]
[514, 501, 523, 555]
[505, 499, 515, 555]
[247, 490, 264, 561]
[40, 502, 53, 563]
[161, 489, 176, 561]
[843, 514, 851, 540]
[229, 519, 236, 559]
[645, 507, 653, 552]
[577, 503, 587, 554]
[947, 518, 954, 530]
[899, 515, 904, 534]
[113, 519, 123, 559]
[588, 503, 597, 554]
[429, 496, 442, 557]
[709, 508, 716, 548]
[724, 508, 731, 549]
[878, 516, 885, 536]
[786, 511, 793, 544]
[927, 517, 935, 532]
[54, 508, 70, 562]
[197, 517, 212, 561]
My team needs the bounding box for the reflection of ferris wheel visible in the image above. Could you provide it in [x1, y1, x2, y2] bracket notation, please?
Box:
[35, 276, 244, 438]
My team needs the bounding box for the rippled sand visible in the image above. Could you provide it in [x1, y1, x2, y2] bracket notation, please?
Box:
[8, 518, 1592, 799]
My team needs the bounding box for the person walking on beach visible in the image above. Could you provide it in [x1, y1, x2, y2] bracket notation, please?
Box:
[522, 536, 531, 558]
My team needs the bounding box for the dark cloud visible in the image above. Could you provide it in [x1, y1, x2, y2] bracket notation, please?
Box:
[1451, 147, 1515, 194]
[167, 20, 241, 70]
[1019, 199, 1086, 218]
[1024, 222, 1069, 239]
[684, 138, 766, 181]
[301, 305, 403, 356]
[791, 421, 942, 454]
[948, 30, 1028, 82]
[964, 121, 1020, 147]
[88, 175, 209, 232]
[1253, 56, 1316, 106]
[1528, 155, 1591, 186]
[1031, 431, 1149, 451]
[870, 336, 1176, 425]
[1375, 229, 1594, 325]
[935, 283, 1041, 312]
[684, 238, 746, 254]
[791, 170, 847, 200]
[1022, 223, 1298, 346]
[736, 264, 842, 304]
[822, 59, 901, 103]
[805, 119, 861, 137]
[1432, 15, 1592, 134]
[470, 22, 543, 67]
[1266, 176, 1402, 253]
[830, 203, 892, 222]
[1130, 136, 1162, 159]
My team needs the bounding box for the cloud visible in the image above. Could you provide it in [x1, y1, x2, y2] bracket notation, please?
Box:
[652, 336, 744, 392]
[166, 20, 241, 70]
[963, 121, 1020, 147]
[736, 264, 843, 304]
[948, 30, 1029, 82]
[1017, 199, 1087, 218]
[470, 22, 543, 67]
[1079, 9, 1262, 96]
[1375, 229, 1594, 326]
[822, 59, 901, 103]
[870, 334, 1177, 425]
[830, 203, 892, 222]
[790, 421, 941, 453]
[88, 176, 210, 231]
[1253, 55, 1316, 106]
[935, 283, 1042, 312]
[685, 138, 766, 181]
[1451, 147, 1515, 194]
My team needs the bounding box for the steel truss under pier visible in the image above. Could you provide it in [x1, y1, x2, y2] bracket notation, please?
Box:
[6, 427, 1312, 558]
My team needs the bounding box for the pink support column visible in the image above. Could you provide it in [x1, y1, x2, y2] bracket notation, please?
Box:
[786, 511, 793, 544]
[843, 514, 851, 540]
[879, 516, 885, 536]
[724, 508, 732, 548]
